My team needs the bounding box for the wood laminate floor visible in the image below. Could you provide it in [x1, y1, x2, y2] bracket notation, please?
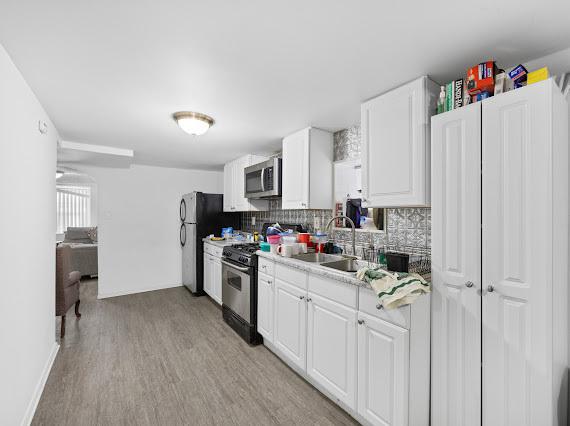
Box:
[33, 279, 358, 426]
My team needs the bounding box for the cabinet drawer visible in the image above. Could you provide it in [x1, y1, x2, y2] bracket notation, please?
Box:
[358, 287, 410, 329]
[258, 257, 274, 276]
[308, 274, 357, 309]
[275, 263, 307, 290]
[204, 243, 223, 258]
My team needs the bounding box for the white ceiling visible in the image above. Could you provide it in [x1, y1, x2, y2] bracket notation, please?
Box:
[1, 1, 569, 170]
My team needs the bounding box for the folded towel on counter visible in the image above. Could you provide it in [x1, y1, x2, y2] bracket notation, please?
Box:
[356, 267, 430, 310]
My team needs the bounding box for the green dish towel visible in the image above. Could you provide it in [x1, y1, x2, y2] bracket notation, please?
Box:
[356, 267, 430, 310]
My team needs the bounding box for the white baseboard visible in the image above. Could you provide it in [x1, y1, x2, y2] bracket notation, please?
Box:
[98, 283, 182, 299]
[21, 342, 59, 426]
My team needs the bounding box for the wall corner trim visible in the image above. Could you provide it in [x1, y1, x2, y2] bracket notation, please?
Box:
[21, 342, 59, 426]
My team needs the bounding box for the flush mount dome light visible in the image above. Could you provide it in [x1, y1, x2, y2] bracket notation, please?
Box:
[173, 111, 215, 136]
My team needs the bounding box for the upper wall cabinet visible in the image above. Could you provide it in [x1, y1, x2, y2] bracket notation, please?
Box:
[361, 76, 438, 208]
[282, 127, 333, 210]
[223, 154, 268, 212]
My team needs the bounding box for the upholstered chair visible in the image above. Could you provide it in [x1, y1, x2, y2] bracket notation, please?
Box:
[55, 245, 82, 337]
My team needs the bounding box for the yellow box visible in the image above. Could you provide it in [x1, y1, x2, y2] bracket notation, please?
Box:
[527, 67, 549, 85]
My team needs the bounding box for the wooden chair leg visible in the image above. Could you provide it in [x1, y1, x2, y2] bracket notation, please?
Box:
[75, 300, 81, 318]
[61, 315, 66, 338]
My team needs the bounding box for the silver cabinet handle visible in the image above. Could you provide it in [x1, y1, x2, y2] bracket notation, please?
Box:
[376, 304, 383, 310]
[358, 319, 365, 325]
[299, 295, 305, 300]
[307, 297, 312, 302]
[465, 281, 474, 288]
[487, 285, 495, 293]
[267, 280, 272, 284]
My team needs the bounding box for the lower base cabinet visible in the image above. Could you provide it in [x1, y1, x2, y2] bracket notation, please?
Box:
[307, 292, 357, 410]
[357, 312, 410, 426]
[257, 272, 274, 343]
[274, 278, 307, 371]
[203, 253, 222, 305]
[210, 257, 222, 304]
[258, 258, 429, 426]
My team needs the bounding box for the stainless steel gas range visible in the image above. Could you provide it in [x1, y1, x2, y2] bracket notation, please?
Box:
[221, 243, 262, 345]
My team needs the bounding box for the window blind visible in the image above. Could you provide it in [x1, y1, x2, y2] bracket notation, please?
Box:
[56, 185, 91, 234]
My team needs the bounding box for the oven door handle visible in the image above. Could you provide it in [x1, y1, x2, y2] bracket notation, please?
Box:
[221, 259, 251, 273]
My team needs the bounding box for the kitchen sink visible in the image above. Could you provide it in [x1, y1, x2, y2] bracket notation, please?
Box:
[291, 253, 343, 263]
[320, 258, 368, 274]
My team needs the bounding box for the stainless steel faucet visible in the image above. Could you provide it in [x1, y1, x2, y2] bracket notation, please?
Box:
[325, 215, 356, 256]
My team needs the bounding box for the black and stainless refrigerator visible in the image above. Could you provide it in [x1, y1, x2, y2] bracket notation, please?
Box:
[179, 192, 239, 295]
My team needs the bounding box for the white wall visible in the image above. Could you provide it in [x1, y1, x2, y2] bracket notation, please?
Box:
[0, 44, 58, 425]
[75, 164, 223, 298]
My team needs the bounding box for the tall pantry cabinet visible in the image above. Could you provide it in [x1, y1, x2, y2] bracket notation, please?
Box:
[431, 79, 568, 426]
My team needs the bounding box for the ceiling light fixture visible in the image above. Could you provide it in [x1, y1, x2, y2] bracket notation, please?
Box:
[173, 111, 215, 136]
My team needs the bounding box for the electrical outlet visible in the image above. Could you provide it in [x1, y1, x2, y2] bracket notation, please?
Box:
[251, 216, 256, 226]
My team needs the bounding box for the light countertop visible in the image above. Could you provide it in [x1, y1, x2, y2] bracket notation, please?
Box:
[256, 251, 370, 289]
[202, 238, 240, 248]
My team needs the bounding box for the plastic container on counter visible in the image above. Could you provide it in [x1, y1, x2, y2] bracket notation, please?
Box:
[259, 242, 271, 252]
[298, 233, 311, 244]
[281, 235, 298, 245]
[267, 235, 281, 245]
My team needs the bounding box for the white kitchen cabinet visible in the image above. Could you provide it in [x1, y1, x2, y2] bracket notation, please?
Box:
[282, 127, 333, 210]
[257, 271, 274, 343]
[306, 293, 357, 410]
[431, 79, 568, 426]
[203, 243, 223, 305]
[223, 154, 268, 212]
[210, 256, 222, 305]
[223, 162, 233, 212]
[203, 252, 213, 297]
[361, 76, 438, 208]
[430, 102, 482, 426]
[273, 278, 307, 371]
[357, 312, 410, 426]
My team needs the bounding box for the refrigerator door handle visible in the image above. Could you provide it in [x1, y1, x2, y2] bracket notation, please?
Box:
[180, 223, 186, 247]
[180, 198, 186, 222]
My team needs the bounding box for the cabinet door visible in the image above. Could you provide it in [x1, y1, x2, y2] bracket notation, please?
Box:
[430, 103, 482, 426]
[211, 257, 222, 305]
[357, 312, 409, 426]
[482, 82, 552, 426]
[257, 272, 274, 343]
[223, 161, 234, 212]
[361, 77, 430, 207]
[203, 253, 213, 297]
[274, 278, 307, 371]
[233, 156, 251, 211]
[306, 293, 357, 410]
[282, 129, 309, 209]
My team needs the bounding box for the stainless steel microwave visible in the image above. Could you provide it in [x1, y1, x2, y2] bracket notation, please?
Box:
[244, 157, 282, 199]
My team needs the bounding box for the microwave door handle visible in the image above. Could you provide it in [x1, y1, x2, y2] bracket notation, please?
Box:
[260, 168, 265, 193]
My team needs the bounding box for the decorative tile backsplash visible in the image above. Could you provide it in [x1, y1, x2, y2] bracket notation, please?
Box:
[240, 199, 333, 234]
[240, 124, 431, 257]
[334, 125, 361, 161]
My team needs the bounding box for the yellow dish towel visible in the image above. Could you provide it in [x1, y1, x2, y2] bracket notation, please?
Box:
[356, 267, 430, 310]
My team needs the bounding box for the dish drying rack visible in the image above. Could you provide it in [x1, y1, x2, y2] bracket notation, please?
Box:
[360, 244, 432, 276]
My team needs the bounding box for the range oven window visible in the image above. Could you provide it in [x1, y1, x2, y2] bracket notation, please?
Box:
[226, 270, 242, 291]
[245, 169, 263, 194]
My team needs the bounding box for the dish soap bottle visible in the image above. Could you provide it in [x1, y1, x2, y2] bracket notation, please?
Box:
[437, 86, 446, 114]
